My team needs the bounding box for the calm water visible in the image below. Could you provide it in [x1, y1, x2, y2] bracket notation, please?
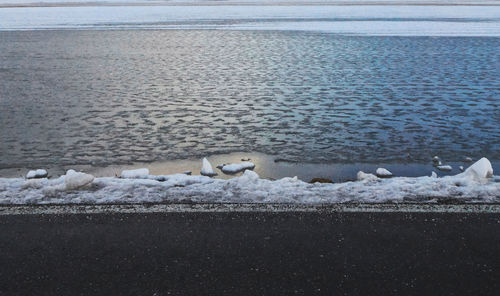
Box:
[0, 30, 499, 169]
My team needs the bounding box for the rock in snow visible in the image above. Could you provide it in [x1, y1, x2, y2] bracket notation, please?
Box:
[437, 165, 453, 172]
[121, 168, 150, 179]
[376, 168, 393, 178]
[26, 169, 48, 179]
[64, 170, 94, 190]
[220, 162, 256, 174]
[200, 157, 217, 177]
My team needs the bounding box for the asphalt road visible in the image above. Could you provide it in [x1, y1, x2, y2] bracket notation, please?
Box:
[1, 208, 499, 295]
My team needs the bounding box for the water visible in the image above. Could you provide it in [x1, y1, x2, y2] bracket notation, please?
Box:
[0, 29, 499, 172]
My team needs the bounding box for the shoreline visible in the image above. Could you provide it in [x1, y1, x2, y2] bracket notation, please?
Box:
[2, 151, 496, 182]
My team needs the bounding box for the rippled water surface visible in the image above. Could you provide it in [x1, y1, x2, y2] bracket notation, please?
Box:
[0, 30, 499, 168]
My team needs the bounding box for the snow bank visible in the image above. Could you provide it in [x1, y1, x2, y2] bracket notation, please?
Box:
[220, 162, 255, 174]
[0, 158, 498, 205]
[26, 169, 47, 179]
[200, 157, 217, 177]
[121, 168, 150, 179]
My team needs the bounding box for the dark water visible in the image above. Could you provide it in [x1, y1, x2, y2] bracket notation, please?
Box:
[0, 30, 499, 169]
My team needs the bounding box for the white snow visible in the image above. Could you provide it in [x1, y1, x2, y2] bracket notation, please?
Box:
[0, 158, 497, 204]
[437, 165, 453, 171]
[121, 168, 150, 179]
[220, 162, 256, 174]
[26, 169, 47, 179]
[200, 157, 217, 176]
[376, 168, 393, 178]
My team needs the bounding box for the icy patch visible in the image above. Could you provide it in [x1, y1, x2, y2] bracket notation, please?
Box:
[0, 158, 498, 205]
[220, 162, 256, 174]
[200, 157, 217, 177]
[26, 169, 47, 179]
[376, 168, 393, 178]
[121, 168, 150, 179]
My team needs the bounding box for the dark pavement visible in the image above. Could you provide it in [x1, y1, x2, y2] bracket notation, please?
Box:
[1, 210, 499, 295]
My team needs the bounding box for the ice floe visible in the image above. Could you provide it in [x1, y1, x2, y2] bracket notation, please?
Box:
[26, 169, 47, 179]
[220, 162, 256, 174]
[200, 157, 217, 177]
[0, 158, 498, 204]
[437, 165, 453, 172]
[121, 168, 150, 179]
[376, 168, 393, 178]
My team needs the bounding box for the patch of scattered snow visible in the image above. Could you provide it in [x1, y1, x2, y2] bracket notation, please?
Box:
[200, 157, 217, 176]
[220, 162, 256, 174]
[121, 168, 150, 179]
[26, 169, 47, 179]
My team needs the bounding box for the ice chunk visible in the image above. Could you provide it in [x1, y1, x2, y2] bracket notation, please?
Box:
[462, 157, 493, 180]
[376, 168, 393, 178]
[220, 162, 256, 174]
[459, 166, 464, 172]
[357, 171, 377, 182]
[465, 157, 473, 162]
[437, 165, 452, 172]
[200, 157, 217, 177]
[26, 169, 47, 179]
[64, 170, 94, 190]
[121, 168, 149, 179]
[431, 171, 437, 178]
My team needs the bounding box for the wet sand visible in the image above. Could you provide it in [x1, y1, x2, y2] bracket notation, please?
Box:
[0, 204, 499, 295]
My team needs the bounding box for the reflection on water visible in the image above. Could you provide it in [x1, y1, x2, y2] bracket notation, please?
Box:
[0, 30, 499, 170]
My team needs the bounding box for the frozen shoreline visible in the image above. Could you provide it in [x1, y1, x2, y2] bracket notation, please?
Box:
[0, 157, 498, 205]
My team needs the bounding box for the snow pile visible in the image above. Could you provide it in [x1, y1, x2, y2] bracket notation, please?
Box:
[121, 168, 150, 179]
[0, 158, 498, 205]
[200, 157, 217, 177]
[64, 170, 94, 190]
[357, 171, 377, 182]
[220, 162, 256, 174]
[26, 169, 48, 179]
